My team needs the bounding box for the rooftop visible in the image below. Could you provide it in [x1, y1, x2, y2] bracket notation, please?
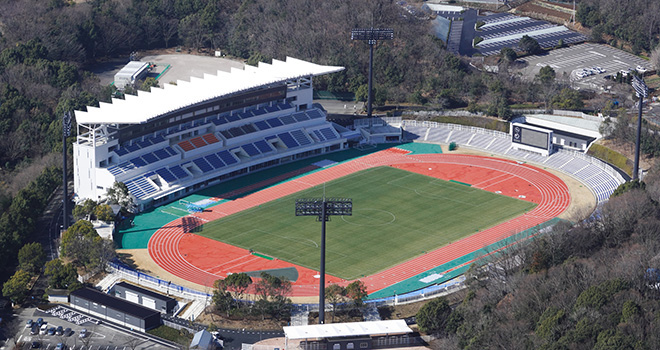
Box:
[114, 281, 176, 303]
[75, 57, 344, 125]
[283, 320, 413, 340]
[70, 287, 161, 319]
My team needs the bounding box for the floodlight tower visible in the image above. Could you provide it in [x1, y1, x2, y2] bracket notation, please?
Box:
[632, 75, 649, 180]
[295, 197, 352, 324]
[351, 28, 394, 118]
[62, 111, 72, 230]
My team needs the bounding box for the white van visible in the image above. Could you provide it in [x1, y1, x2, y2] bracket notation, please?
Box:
[40, 324, 48, 334]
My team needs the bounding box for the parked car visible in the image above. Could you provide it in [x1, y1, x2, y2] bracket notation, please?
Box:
[637, 65, 647, 73]
[31, 341, 41, 348]
[47, 327, 56, 336]
[26, 319, 33, 328]
[79, 328, 87, 338]
[30, 325, 39, 335]
[39, 324, 48, 335]
[36, 318, 43, 327]
[55, 343, 66, 350]
[56, 326, 64, 335]
[64, 327, 72, 337]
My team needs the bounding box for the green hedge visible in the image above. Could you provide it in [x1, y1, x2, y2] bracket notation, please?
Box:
[587, 143, 632, 176]
[147, 325, 192, 344]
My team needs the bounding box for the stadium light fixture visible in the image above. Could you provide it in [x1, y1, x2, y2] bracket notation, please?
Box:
[351, 28, 394, 118]
[295, 197, 352, 324]
[63, 111, 72, 231]
[632, 75, 648, 180]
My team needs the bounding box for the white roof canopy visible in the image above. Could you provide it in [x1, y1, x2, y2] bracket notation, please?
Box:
[283, 320, 413, 340]
[75, 57, 344, 125]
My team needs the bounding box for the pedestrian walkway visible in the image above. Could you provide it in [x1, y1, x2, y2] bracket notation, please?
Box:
[290, 306, 309, 326]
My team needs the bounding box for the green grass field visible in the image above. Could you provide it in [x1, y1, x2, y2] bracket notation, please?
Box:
[197, 166, 536, 280]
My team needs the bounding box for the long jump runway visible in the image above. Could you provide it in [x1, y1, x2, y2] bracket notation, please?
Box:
[148, 149, 570, 296]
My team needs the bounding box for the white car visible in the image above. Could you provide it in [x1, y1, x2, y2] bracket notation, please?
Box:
[637, 65, 647, 73]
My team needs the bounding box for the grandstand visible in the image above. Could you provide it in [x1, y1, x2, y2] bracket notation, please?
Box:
[73, 57, 348, 211]
[403, 120, 626, 203]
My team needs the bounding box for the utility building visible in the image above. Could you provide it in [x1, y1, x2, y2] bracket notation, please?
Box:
[110, 282, 178, 314]
[69, 287, 161, 332]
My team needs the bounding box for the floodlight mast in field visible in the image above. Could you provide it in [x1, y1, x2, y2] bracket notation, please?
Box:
[351, 28, 394, 118]
[62, 111, 72, 230]
[632, 75, 649, 180]
[295, 197, 352, 324]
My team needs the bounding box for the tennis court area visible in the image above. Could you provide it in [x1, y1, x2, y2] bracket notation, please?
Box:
[196, 166, 536, 280]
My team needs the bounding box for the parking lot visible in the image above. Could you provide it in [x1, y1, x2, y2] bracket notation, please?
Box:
[9, 306, 171, 350]
[471, 13, 587, 56]
[517, 43, 651, 89]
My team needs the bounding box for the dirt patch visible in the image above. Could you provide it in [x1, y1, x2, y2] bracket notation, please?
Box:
[599, 139, 655, 171]
[195, 309, 287, 331]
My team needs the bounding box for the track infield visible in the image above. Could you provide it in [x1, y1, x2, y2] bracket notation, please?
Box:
[195, 166, 536, 280]
[147, 149, 570, 297]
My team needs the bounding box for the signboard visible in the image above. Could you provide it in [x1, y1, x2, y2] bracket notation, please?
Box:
[512, 125, 550, 150]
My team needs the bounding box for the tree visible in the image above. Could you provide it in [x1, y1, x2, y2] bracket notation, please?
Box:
[222, 272, 252, 306]
[73, 199, 97, 221]
[139, 77, 159, 92]
[94, 204, 114, 222]
[325, 284, 346, 322]
[416, 297, 452, 334]
[60, 220, 101, 269]
[519, 35, 542, 55]
[106, 182, 136, 213]
[552, 88, 584, 110]
[2, 270, 31, 304]
[44, 259, 79, 290]
[18, 242, 45, 275]
[212, 279, 235, 317]
[345, 280, 367, 309]
[500, 47, 517, 63]
[651, 45, 660, 72]
[536, 66, 556, 84]
[254, 273, 292, 319]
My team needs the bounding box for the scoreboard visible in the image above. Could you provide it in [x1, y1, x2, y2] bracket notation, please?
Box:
[511, 123, 552, 155]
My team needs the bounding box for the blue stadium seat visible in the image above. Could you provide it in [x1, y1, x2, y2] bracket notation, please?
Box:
[265, 105, 279, 113]
[314, 130, 325, 141]
[252, 108, 267, 116]
[142, 153, 159, 164]
[131, 157, 147, 167]
[212, 116, 229, 126]
[320, 128, 337, 140]
[254, 140, 274, 153]
[226, 114, 240, 122]
[153, 148, 169, 160]
[279, 115, 296, 125]
[290, 130, 311, 145]
[266, 118, 283, 128]
[204, 154, 225, 169]
[307, 109, 325, 119]
[114, 148, 129, 156]
[254, 120, 270, 130]
[292, 112, 310, 122]
[193, 158, 214, 172]
[242, 143, 260, 156]
[217, 150, 238, 165]
[156, 168, 177, 183]
[169, 165, 189, 179]
[277, 132, 299, 148]
[137, 138, 153, 148]
[126, 144, 140, 153]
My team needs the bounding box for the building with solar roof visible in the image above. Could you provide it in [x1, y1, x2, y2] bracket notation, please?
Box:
[73, 57, 348, 211]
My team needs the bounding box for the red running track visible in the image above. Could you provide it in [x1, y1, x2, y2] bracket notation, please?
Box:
[148, 150, 570, 296]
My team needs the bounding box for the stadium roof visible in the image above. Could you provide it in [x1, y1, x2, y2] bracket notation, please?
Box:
[283, 320, 412, 340]
[75, 57, 344, 125]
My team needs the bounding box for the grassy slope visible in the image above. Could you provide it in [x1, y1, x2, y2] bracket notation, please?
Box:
[197, 167, 536, 280]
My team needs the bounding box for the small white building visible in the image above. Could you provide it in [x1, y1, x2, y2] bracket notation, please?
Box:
[114, 61, 150, 89]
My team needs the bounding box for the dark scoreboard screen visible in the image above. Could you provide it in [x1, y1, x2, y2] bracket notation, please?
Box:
[512, 125, 550, 149]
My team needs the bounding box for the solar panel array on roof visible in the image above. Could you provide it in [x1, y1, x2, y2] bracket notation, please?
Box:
[307, 109, 325, 119]
[280, 115, 296, 125]
[293, 112, 310, 122]
[125, 176, 158, 199]
[142, 153, 158, 164]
